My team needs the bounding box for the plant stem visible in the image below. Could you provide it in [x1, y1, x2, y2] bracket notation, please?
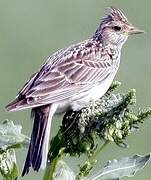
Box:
[76, 141, 109, 179]
[89, 141, 109, 164]
[43, 150, 65, 180]
[43, 157, 58, 180]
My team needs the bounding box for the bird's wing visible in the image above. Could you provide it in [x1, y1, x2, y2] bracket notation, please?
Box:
[26, 58, 112, 103]
[7, 40, 114, 110]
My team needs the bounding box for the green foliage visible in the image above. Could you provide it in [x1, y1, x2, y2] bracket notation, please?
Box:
[52, 160, 75, 180]
[0, 120, 30, 180]
[0, 149, 18, 180]
[48, 153, 151, 180]
[46, 81, 151, 180]
[0, 120, 30, 149]
[87, 154, 151, 180]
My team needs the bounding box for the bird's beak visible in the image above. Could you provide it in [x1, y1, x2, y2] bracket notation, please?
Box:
[127, 25, 145, 35]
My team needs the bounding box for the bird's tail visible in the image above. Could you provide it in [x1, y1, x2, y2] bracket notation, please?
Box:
[22, 104, 57, 176]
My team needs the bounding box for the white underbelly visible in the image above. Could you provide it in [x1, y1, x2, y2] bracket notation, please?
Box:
[70, 72, 116, 111]
[56, 72, 116, 113]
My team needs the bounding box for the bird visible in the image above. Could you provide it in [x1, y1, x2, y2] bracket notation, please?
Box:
[6, 7, 144, 176]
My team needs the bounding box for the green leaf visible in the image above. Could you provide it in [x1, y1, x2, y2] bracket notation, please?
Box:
[0, 149, 18, 180]
[87, 154, 151, 180]
[0, 120, 30, 149]
[53, 161, 75, 180]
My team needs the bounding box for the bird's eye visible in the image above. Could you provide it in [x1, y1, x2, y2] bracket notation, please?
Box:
[112, 26, 122, 31]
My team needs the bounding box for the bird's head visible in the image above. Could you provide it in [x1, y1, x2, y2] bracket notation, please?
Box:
[94, 7, 144, 47]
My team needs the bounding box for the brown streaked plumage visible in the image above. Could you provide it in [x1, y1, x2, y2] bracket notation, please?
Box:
[6, 7, 144, 176]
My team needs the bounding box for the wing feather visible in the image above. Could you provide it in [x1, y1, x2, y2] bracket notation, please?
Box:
[25, 58, 112, 104]
[9, 39, 114, 110]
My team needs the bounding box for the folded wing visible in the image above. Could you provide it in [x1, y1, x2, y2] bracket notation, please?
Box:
[6, 40, 113, 111]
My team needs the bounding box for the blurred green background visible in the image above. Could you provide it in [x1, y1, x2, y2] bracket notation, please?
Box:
[0, 0, 151, 179]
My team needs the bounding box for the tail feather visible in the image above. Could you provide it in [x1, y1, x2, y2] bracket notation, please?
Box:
[32, 114, 47, 170]
[22, 104, 58, 176]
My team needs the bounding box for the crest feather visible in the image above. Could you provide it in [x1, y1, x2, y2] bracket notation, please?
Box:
[102, 6, 129, 24]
